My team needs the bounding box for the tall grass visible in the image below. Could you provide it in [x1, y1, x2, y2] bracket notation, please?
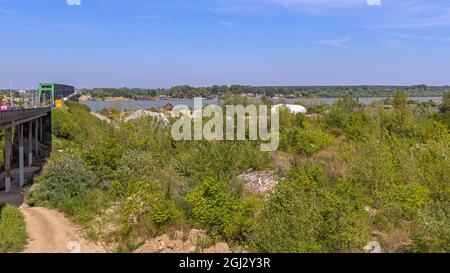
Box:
[0, 205, 28, 253]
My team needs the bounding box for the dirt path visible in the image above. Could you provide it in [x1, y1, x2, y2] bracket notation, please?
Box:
[19, 205, 106, 253]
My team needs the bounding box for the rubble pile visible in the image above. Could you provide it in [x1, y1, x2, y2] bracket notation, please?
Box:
[238, 171, 279, 195]
[134, 229, 232, 253]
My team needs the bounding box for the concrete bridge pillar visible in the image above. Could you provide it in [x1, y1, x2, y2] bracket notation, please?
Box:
[4, 128, 12, 193]
[39, 117, 43, 142]
[35, 118, 39, 157]
[28, 121, 33, 167]
[19, 124, 25, 187]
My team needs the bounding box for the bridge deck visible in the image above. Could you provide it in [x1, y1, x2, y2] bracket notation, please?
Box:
[0, 108, 51, 129]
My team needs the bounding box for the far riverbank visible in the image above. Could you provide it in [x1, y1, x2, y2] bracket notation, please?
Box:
[81, 97, 443, 112]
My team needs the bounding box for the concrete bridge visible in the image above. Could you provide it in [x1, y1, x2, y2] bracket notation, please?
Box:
[0, 108, 52, 193]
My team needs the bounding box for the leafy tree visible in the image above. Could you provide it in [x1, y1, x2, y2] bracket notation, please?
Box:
[440, 91, 450, 113]
[324, 96, 362, 129]
[393, 90, 409, 113]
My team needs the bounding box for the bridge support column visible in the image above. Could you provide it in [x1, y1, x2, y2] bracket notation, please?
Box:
[39, 118, 43, 142]
[19, 124, 25, 187]
[4, 128, 12, 193]
[35, 119, 39, 157]
[28, 121, 33, 167]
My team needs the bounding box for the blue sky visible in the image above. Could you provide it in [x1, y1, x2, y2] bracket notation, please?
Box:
[0, 0, 450, 88]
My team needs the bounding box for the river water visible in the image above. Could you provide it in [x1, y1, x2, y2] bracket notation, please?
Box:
[81, 97, 443, 112]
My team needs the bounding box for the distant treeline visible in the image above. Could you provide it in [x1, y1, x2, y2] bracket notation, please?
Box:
[79, 84, 448, 99]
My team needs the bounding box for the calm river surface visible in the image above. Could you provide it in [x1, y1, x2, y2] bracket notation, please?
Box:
[82, 97, 443, 112]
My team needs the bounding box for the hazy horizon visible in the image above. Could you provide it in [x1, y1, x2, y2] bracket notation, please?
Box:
[1, 0, 450, 89]
[2, 83, 450, 92]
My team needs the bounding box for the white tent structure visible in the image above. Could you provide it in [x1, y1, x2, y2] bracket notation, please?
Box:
[272, 104, 307, 114]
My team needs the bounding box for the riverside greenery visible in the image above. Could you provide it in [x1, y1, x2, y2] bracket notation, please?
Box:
[25, 92, 450, 253]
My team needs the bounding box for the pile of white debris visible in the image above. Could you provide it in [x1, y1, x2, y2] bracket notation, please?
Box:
[123, 109, 169, 122]
[237, 171, 279, 196]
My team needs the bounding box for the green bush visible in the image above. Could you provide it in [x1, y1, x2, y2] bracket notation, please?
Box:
[342, 111, 373, 141]
[82, 137, 123, 174]
[413, 130, 450, 203]
[279, 107, 305, 129]
[175, 141, 271, 186]
[324, 97, 362, 129]
[249, 164, 368, 253]
[380, 183, 431, 221]
[249, 166, 325, 252]
[410, 203, 450, 253]
[57, 188, 110, 223]
[0, 205, 27, 253]
[318, 180, 370, 252]
[52, 108, 76, 140]
[26, 154, 104, 219]
[291, 128, 334, 155]
[121, 179, 182, 240]
[439, 91, 450, 113]
[186, 177, 257, 241]
[111, 150, 158, 196]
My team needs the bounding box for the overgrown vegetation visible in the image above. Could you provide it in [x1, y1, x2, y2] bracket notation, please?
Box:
[25, 92, 449, 253]
[0, 205, 27, 253]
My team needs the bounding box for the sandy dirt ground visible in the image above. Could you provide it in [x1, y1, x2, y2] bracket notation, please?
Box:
[1, 161, 106, 253]
[19, 205, 106, 253]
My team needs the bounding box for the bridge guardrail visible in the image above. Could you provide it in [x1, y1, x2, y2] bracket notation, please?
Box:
[0, 108, 51, 125]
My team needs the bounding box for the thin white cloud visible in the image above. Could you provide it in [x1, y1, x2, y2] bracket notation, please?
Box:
[367, 0, 382, 6]
[317, 37, 350, 47]
[273, 0, 371, 8]
[136, 15, 159, 20]
[66, 0, 81, 6]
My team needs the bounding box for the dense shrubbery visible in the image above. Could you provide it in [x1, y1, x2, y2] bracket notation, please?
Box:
[0, 205, 27, 253]
[26, 154, 107, 222]
[278, 107, 334, 154]
[249, 163, 369, 252]
[411, 204, 450, 253]
[26, 96, 450, 252]
[186, 177, 261, 240]
[175, 141, 272, 185]
[120, 179, 183, 241]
